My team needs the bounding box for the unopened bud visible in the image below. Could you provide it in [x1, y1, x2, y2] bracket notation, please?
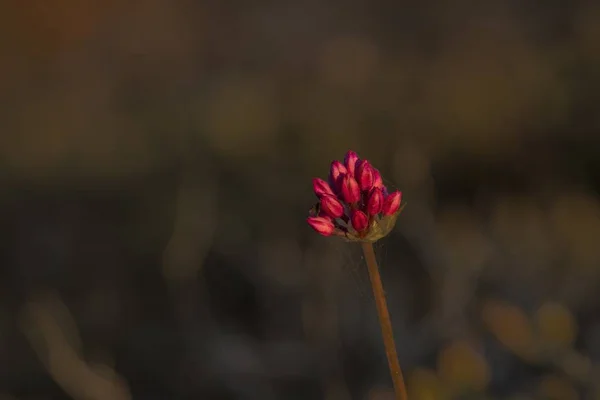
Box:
[344, 150, 360, 176]
[341, 174, 361, 204]
[366, 187, 383, 216]
[382, 191, 402, 216]
[372, 168, 383, 189]
[320, 194, 345, 218]
[312, 178, 335, 198]
[307, 216, 336, 236]
[351, 210, 369, 232]
[328, 161, 347, 192]
[355, 160, 374, 191]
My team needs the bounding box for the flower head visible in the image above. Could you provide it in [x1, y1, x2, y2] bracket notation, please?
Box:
[306, 150, 404, 242]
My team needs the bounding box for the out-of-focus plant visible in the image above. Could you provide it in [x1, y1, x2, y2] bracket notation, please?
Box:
[483, 298, 597, 395]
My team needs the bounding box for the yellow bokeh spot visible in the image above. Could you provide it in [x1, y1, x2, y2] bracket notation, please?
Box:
[482, 300, 536, 360]
[537, 375, 578, 400]
[437, 340, 490, 393]
[535, 302, 577, 348]
[408, 368, 445, 400]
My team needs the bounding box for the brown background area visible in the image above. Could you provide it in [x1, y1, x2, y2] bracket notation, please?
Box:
[2, 0, 600, 399]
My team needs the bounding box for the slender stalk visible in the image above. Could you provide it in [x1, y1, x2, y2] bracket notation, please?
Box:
[361, 241, 408, 400]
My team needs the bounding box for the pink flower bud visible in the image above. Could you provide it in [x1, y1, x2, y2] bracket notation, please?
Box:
[340, 174, 361, 204]
[343, 150, 360, 176]
[372, 168, 384, 189]
[355, 160, 374, 191]
[328, 161, 347, 192]
[312, 178, 335, 198]
[307, 216, 336, 236]
[351, 210, 369, 232]
[382, 190, 402, 216]
[366, 187, 383, 216]
[320, 194, 345, 218]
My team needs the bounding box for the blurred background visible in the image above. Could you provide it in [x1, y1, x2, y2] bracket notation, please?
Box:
[2, 0, 600, 399]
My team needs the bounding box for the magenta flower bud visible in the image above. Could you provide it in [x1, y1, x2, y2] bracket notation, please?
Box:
[307, 216, 336, 236]
[351, 210, 369, 232]
[372, 168, 384, 189]
[328, 160, 348, 192]
[341, 174, 361, 204]
[355, 160, 374, 191]
[313, 178, 335, 198]
[366, 187, 383, 216]
[344, 150, 360, 176]
[320, 194, 345, 218]
[382, 190, 402, 216]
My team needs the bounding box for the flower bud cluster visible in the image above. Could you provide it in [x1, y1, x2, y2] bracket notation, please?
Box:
[307, 150, 403, 242]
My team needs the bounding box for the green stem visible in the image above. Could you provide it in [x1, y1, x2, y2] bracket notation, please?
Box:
[361, 242, 408, 400]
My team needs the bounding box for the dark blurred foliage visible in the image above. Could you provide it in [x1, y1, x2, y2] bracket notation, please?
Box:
[2, 0, 600, 399]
